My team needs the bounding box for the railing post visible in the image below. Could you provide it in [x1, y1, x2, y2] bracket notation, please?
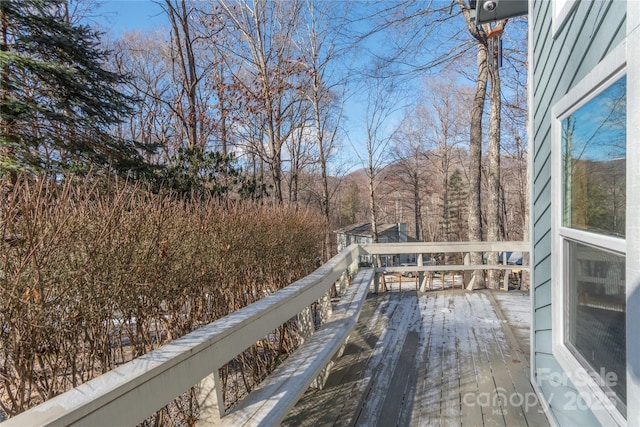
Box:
[372, 255, 381, 293]
[311, 260, 355, 390]
[521, 251, 530, 290]
[297, 305, 315, 340]
[418, 272, 426, 292]
[417, 254, 425, 292]
[502, 254, 510, 291]
[318, 291, 332, 325]
[463, 252, 471, 287]
[197, 370, 224, 425]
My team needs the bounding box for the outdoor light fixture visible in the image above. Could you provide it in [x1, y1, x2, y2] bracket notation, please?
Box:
[470, 0, 528, 24]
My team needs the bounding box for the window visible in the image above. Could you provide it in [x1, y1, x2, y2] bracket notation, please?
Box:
[561, 77, 626, 239]
[565, 241, 626, 405]
[561, 77, 627, 410]
[552, 44, 627, 425]
[562, 75, 627, 410]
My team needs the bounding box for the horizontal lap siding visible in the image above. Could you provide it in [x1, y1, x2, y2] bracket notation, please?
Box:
[534, 280, 550, 304]
[531, 0, 626, 425]
[536, 353, 601, 425]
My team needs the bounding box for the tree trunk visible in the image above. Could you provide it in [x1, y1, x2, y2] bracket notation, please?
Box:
[308, 63, 332, 259]
[368, 156, 386, 292]
[368, 165, 378, 244]
[267, 106, 283, 203]
[486, 40, 502, 289]
[165, 0, 200, 149]
[413, 177, 421, 240]
[466, 40, 488, 290]
[213, 57, 229, 156]
[315, 102, 332, 262]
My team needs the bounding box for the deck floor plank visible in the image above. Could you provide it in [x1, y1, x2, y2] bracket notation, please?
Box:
[488, 292, 551, 427]
[406, 292, 432, 425]
[356, 292, 421, 426]
[282, 289, 550, 427]
[475, 292, 525, 426]
[457, 294, 484, 427]
[417, 293, 447, 426]
[441, 294, 462, 427]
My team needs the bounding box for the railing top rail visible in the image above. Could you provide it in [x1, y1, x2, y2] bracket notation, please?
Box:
[362, 241, 530, 255]
[378, 264, 529, 273]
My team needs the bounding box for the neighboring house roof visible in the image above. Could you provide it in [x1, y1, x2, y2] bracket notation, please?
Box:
[335, 222, 420, 242]
[335, 222, 400, 237]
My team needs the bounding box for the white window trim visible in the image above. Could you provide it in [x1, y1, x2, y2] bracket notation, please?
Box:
[625, 2, 640, 424]
[552, 0, 577, 37]
[560, 227, 625, 255]
[551, 40, 627, 427]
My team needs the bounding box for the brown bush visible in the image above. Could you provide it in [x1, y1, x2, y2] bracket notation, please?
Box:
[0, 175, 324, 420]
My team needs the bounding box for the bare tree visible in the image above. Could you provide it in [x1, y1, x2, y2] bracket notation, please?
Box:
[501, 80, 528, 240]
[482, 21, 508, 288]
[500, 19, 529, 242]
[456, 1, 509, 289]
[217, 0, 305, 203]
[363, 79, 395, 238]
[200, 10, 239, 156]
[420, 76, 470, 241]
[163, 0, 211, 149]
[357, 74, 401, 290]
[390, 107, 430, 240]
[112, 32, 175, 164]
[297, 0, 351, 260]
[283, 101, 313, 205]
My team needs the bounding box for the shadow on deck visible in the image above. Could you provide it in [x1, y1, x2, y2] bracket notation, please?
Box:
[283, 288, 550, 427]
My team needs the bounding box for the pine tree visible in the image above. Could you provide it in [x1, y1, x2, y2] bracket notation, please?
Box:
[0, 0, 150, 181]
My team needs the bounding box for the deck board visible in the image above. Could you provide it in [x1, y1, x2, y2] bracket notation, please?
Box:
[282, 289, 550, 427]
[457, 295, 484, 427]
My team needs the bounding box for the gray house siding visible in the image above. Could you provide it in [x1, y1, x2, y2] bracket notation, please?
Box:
[531, 1, 626, 425]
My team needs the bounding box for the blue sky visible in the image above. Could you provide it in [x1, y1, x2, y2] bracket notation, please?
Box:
[566, 76, 626, 162]
[93, 1, 167, 34]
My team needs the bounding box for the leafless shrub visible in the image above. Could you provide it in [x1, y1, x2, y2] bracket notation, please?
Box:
[0, 174, 323, 421]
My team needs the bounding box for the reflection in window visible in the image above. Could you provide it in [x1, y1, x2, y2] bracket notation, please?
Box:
[562, 76, 626, 237]
[566, 240, 626, 406]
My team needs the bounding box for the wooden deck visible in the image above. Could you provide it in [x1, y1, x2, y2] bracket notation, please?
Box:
[282, 286, 550, 427]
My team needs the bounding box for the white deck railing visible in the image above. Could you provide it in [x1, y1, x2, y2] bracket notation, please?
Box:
[364, 241, 530, 291]
[0, 241, 529, 426]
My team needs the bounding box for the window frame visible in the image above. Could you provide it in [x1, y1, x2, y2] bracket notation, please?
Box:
[551, 0, 577, 37]
[551, 41, 627, 426]
[626, 4, 640, 424]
